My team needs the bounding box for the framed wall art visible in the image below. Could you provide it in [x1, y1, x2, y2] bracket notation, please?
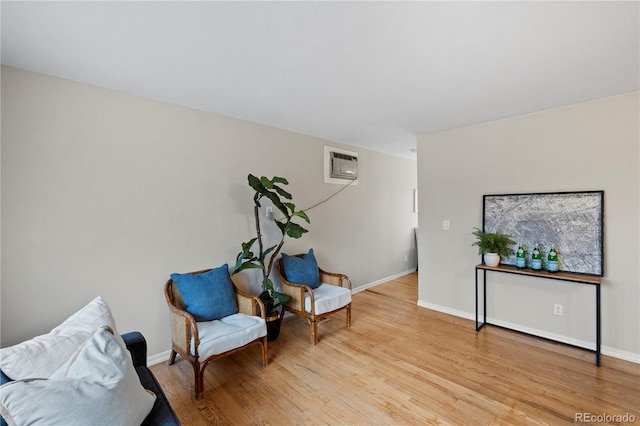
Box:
[482, 191, 604, 276]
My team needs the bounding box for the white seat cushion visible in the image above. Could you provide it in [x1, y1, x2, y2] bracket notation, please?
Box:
[305, 284, 352, 315]
[192, 313, 266, 359]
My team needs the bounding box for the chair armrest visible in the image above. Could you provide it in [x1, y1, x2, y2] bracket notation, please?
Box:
[234, 285, 267, 319]
[121, 331, 148, 368]
[167, 304, 199, 358]
[279, 274, 313, 314]
[319, 268, 352, 290]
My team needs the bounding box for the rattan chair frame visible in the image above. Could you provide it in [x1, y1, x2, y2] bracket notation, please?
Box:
[276, 256, 352, 345]
[164, 269, 268, 399]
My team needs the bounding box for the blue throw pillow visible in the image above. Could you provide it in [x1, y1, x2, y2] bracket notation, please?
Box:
[282, 249, 321, 289]
[170, 264, 239, 322]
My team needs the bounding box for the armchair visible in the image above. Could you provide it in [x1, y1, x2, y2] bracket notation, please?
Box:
[276, 254, 352, 345]
[164, 268, 268, 399]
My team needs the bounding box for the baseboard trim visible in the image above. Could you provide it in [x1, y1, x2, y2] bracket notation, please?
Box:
[148, 350, 172, 366]
[352, 268, 417, 294]
[417, 300, 640, 364]
[417, 300, 473, 321]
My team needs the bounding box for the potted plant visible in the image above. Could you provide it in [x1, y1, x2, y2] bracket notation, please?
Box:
[232, 174, 310, 341]
[471, 227, 516, 267]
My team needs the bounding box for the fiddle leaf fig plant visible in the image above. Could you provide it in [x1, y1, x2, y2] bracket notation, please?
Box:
[232, 174, 310, 316]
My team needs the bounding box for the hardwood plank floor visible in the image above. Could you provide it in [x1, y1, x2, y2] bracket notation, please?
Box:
[151, 272, 640, 425]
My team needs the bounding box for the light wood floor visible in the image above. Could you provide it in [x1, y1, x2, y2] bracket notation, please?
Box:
[151, 272, 640, 425]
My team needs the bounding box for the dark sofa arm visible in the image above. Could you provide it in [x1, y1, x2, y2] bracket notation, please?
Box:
[121, 331, 148, 368]
[121, 332, 181, 425]
[0, 369, 12, 386]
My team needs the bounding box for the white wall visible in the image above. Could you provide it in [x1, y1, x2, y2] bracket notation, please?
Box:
[0, 66, 418, 355]
[417, 92, 639, 362]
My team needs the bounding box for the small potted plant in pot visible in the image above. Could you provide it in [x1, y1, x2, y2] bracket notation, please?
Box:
[232, 174, 310, 341]
[471, 227, 516, 267]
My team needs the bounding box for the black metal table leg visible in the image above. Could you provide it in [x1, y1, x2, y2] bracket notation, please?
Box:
[596, 284, 601, 366]
[483, 269, 487, 326]
[475, 267, 479, 330]
[475, 267, 486, 331]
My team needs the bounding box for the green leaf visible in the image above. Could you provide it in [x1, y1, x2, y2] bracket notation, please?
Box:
[259, 290, 275, 313]
[232, 261, 262, 275]
[275, 220, 286, 235]
[272, 291, 292, 305]
[263, 190, 289, 217]
[285, 222, 308, 239]
[274, 185, 292, 200]
[233, 238, 260, 274]
[242, 238, 257, 251]
[263, 278, 275, 292]
[293, 210, 310, 223]
[232, 257, 243, 273]
[235, 251, 254, 264]
[260, 176, 273, 189]
[260, 245, 277, 263]
[248, 174, 264, 192]
[272, 176, 289, 185]
[236, 239, 257, 260]
[259, 290, 271, 300]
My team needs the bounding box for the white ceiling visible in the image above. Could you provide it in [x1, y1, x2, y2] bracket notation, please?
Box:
[2, 1, 638, 159]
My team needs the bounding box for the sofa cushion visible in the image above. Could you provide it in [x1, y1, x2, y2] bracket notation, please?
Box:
[171, 264, 239, 322]
[193, 313, 267, 359]
[305, 284, 352, 315]
[0, 326, 155, 426]
[0, 296, 118, 380]
[282, 248, 321, 289]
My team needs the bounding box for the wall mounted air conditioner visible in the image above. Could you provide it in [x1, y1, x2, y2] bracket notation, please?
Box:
[324, 146, 359, 185]
[330, 151, 358, 180]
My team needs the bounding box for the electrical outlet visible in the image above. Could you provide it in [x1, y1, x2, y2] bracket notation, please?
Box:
[554, 304, 563, 316]
[443, 220, 450, 230]
[404, 254, 408, 262]
[265, 206, 273, 219]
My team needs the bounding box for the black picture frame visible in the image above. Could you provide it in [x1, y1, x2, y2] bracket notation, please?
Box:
[482, 191, 604, 276]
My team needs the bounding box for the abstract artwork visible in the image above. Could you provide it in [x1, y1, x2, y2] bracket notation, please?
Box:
[483, 191, 604, 276]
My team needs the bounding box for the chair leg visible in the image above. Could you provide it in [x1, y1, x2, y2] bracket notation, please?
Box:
[193, 362, 203, 399]
[346, 304, 352, 327]
[311, 319, 318, 345]
[261, 336, 268, 367]
[168, 350, 177, 365]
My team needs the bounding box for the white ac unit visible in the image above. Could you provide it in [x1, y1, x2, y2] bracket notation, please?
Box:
[330, 152, 358, 180]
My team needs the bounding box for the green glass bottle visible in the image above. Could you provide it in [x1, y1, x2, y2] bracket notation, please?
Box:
[515, 243, 526, 269]
[531, 244, 542, 270]
[547, 244, 559, 272]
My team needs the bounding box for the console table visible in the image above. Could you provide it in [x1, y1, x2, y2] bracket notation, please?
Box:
[475, 263, 601, 366]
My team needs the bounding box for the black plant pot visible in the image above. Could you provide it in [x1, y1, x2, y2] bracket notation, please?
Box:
[265, 307, 285, 342]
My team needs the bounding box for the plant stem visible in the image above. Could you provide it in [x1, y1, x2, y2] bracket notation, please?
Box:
[265, 238, 286, 287]
[254, 204, 267, 286]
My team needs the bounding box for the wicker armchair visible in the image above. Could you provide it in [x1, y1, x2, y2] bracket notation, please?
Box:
[164, 269, 268, 399]
[276, 256, 352, 345]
